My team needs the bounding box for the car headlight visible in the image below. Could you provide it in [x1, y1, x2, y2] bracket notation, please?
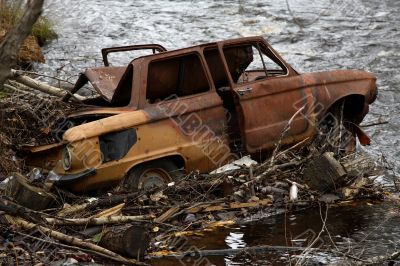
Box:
[62, 147, 72, 170]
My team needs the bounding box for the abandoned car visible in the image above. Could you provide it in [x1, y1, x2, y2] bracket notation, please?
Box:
[25, 36, 377, 192]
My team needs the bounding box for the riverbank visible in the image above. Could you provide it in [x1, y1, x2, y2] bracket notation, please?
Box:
[0, 1, 56, 66]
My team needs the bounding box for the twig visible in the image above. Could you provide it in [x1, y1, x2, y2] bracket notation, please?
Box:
[269, 105, 306, 167]
[295, 203, 328, 265]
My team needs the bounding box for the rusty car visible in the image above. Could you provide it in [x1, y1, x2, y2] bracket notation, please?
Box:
[24, 36, 377, 193]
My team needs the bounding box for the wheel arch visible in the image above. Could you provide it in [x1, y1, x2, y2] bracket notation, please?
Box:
[321, 94, 367, 124]
[124, 153, 186, 176]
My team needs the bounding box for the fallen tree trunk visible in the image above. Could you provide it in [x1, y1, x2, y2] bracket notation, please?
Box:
[99, 224, 150, 258]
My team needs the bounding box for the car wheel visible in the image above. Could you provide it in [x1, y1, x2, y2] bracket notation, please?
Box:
[319, 102, 357, 155]
[126, 159, 182, 191]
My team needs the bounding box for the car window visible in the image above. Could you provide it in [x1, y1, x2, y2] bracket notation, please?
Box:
[146, 53, 210, 103]
[223, 43, 287, 84]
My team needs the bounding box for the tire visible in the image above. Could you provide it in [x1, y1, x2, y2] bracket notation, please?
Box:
[125, 159, 182, 191]
[319, 101, 357, 155]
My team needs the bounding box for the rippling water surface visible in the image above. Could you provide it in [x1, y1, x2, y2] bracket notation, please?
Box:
[37, 0, 399, 264]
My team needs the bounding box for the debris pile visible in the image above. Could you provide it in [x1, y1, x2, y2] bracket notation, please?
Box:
[0, 90, 83, 176]
[0, 128, 384, 265]
[0, 72, 386, 265]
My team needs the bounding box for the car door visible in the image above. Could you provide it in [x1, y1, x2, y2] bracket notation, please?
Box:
[221, 41, 316, 153]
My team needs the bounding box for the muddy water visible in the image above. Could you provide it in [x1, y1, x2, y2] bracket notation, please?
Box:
[37, 0, 399, 264]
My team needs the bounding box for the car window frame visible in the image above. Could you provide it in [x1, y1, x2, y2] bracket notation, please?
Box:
[221, 40, 290, 88]
[140, 50, 216, 107]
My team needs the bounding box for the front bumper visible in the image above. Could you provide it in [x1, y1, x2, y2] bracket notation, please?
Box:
[47, 168, 96, 184]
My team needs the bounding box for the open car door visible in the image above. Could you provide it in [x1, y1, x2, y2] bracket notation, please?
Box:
[221, 40, 316, 154]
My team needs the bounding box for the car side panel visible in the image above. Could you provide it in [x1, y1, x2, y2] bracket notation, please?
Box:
[233, 75, 316, 153]
[59, 92, 231, 192]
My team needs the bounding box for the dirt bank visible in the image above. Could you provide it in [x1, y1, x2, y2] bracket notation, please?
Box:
[0, 29, 45, 66]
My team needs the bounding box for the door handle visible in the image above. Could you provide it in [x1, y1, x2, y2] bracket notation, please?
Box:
[237, 87, 253, 96]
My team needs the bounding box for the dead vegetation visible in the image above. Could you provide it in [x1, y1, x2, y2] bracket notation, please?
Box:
[0, 86, 84, 176]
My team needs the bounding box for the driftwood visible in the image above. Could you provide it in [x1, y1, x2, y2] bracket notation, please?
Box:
[10, 69, 86, 101]
[46, 214, 152, 226]
[5, 173, 59, 211]
[5, 215, 145, 265]
[99, 225, 150, 258]
[303, 152, 375, 192]
[303, 152, 347, 191]
[0, 197, 43, 223]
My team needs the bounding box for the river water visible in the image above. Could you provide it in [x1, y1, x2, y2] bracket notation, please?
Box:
[37, 0, 400, 265]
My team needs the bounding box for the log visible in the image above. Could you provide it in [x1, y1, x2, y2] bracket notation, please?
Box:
[303, 152, 347, 192]
[10, 69, 86, 101]
[5, 215, 145, 265]
[5, 173, 59, 211]
[0, 198, 43, 223]
[99, 224, 150, 258]
[45, 214, 152, 226]
[303, 152, 376, 193]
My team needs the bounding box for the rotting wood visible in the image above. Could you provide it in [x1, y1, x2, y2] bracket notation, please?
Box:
[5, 173, 59, 211]
[46, 214, 153, 226]
[99, 224, 150, 258]
[303, 152, 347, 192]
[0, 197, 43, 223]
[303, 152, 376, 192]
[340, 154, 376, 177]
